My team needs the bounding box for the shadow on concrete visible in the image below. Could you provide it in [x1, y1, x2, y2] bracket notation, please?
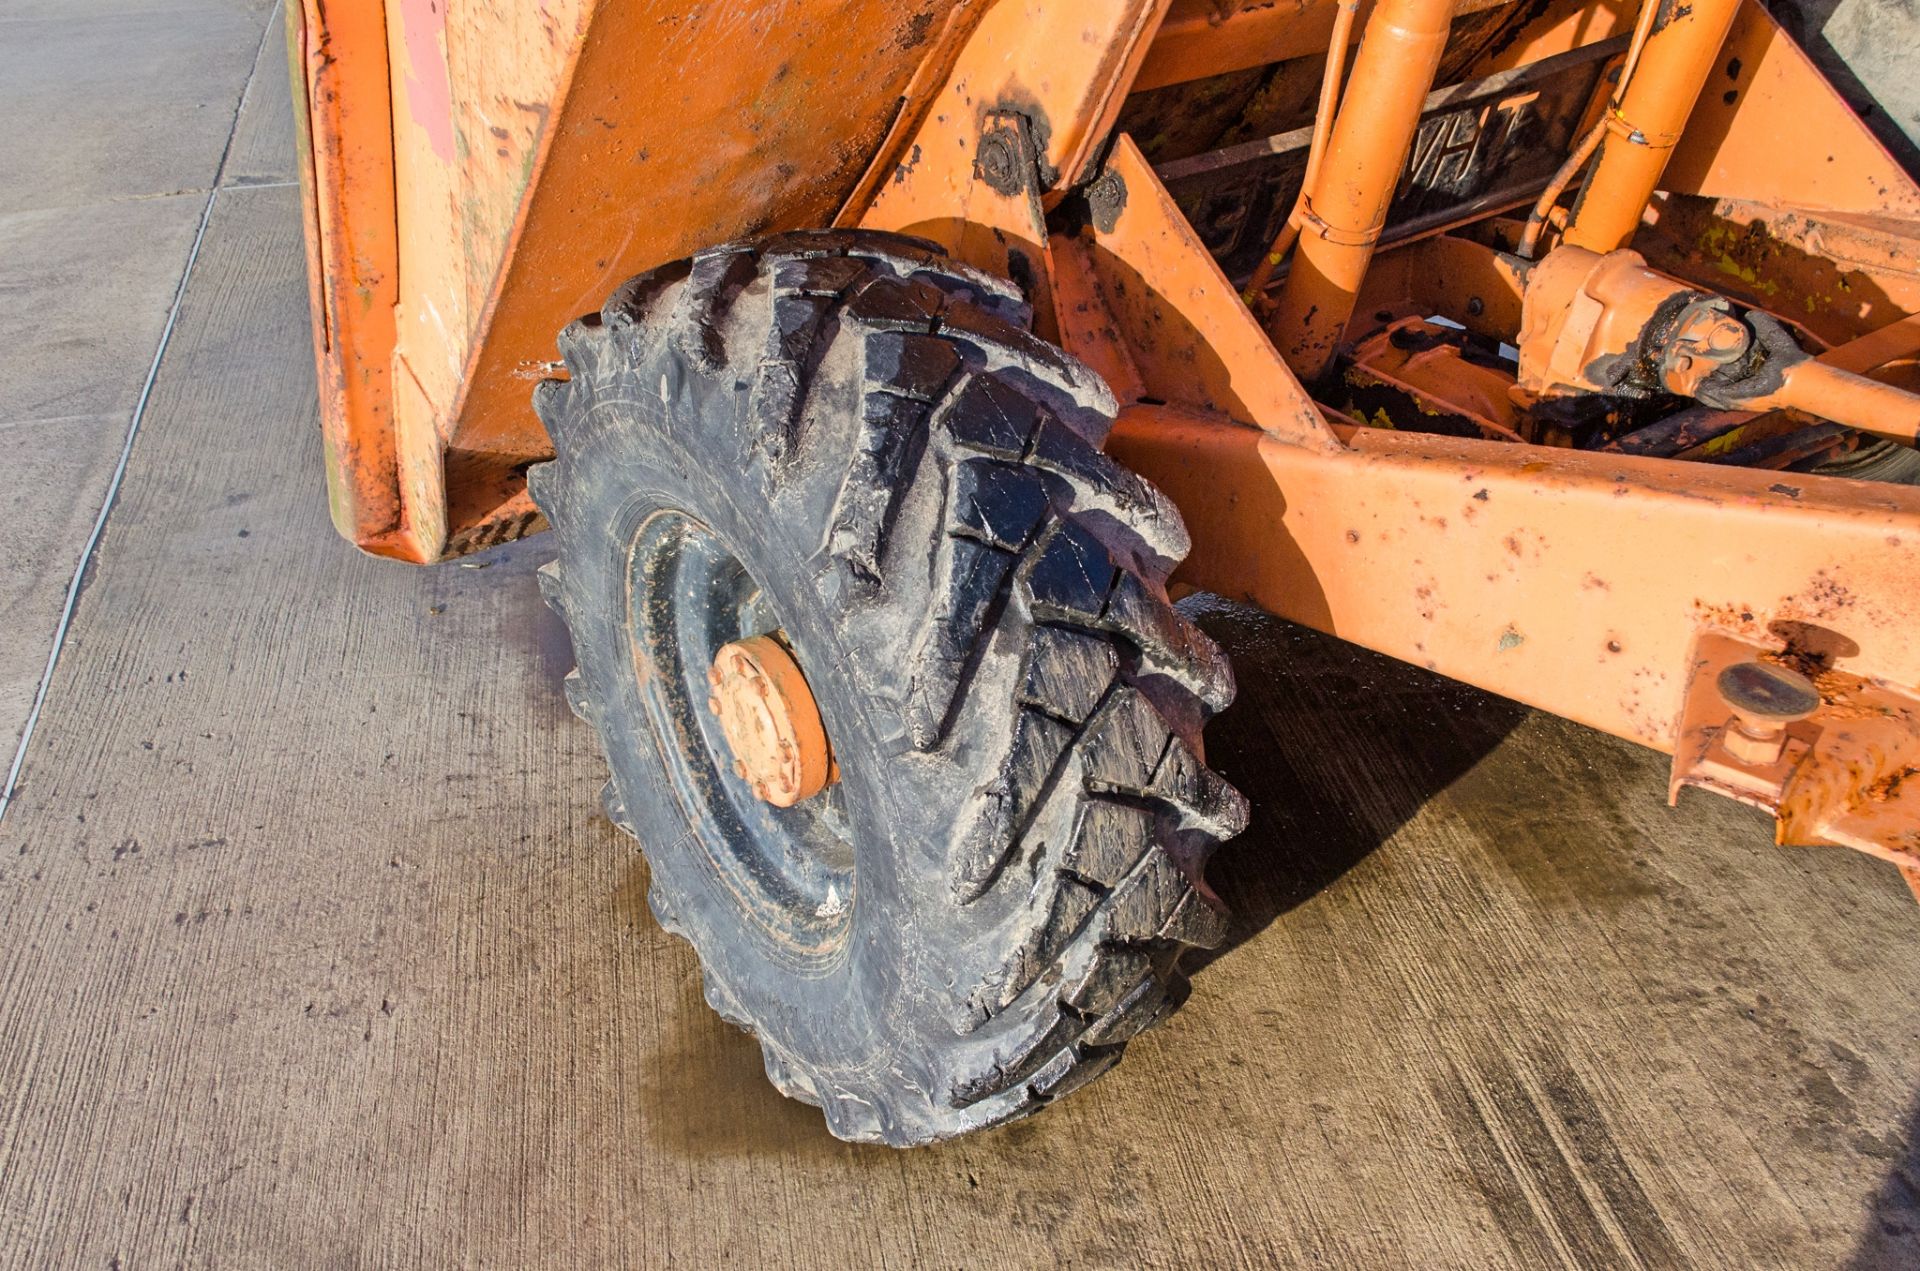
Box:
[1182, 595, 1530, 972]
[1851, 1094, 1920, 1268]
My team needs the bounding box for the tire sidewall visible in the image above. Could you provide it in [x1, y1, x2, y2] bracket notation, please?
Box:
[552, 340, 956, 1125]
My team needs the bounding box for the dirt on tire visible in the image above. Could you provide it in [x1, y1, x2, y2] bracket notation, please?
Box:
[528, 229, 1247, 1145]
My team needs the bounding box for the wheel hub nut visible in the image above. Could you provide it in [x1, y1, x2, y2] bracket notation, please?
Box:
[706, 634, 833, 807]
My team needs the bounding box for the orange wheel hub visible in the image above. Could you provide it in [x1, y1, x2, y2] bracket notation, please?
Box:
[706, 635, 834, 807]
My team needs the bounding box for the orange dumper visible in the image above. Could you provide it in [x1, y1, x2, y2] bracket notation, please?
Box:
[290, 0, 1920, 1143]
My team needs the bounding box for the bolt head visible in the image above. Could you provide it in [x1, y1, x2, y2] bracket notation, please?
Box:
[1715, 660, 1819, 767]
[1717, 661, 1820, 724]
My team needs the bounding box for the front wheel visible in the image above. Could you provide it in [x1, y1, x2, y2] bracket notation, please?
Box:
[528, 230, 1246, 1145]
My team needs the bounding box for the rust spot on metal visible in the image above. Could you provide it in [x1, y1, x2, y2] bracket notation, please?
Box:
[1865, 766, 1920, 805]
[973, 118, 1028, 196]
[1087, 166, 1127, 234]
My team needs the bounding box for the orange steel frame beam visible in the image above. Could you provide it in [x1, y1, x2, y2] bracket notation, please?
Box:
[295, 1, 1920, 862]
[1105, 406, 1920, 755]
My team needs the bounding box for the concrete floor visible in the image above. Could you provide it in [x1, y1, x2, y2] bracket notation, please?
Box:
[4, 4, 1920, 1267]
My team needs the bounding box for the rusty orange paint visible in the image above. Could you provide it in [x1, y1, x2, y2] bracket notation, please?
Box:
[298, 1, 967, 562]
[1636, 196, 1920, 350]
[292, 0, 409, 559]
[1513, 244, 1920, 436]
[1057, 135, 1337, 447]
[1136, 0, 1522, 92]
[1048, 233, 1150, 404]
[1672, 631, 1920, 875]
[1108, 403, 1920, 755]
[1513, 245, 1707, 397]
[446, 3, 975, 559]
[863, 100, 1060, 344]
[1825, 314, 1920, 377]
[1462, 0, 1637, 75]
[395, 0, 456, 162]
[379, 0, 593, 563]
[1239, 0, 1360, 307]
[857, 0, 1172, 284]
[1137, 0, 1371, 93]
[1353, 234, 1529, 344]
[1746, 360, 1920, 447]
[1775, 664, 1920, 869]
[1598, 313, 1920, 457]
[831, 4, 995, 230]
[1344, 318, 1529, 443]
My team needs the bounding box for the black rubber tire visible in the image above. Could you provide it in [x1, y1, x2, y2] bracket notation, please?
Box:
[527, 229, 1247, 1145]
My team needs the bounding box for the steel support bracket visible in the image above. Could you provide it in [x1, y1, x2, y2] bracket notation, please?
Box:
[1671, 630, 1920, 898]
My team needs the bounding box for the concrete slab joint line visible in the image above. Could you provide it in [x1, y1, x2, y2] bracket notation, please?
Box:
[0, 12, 280, 825]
